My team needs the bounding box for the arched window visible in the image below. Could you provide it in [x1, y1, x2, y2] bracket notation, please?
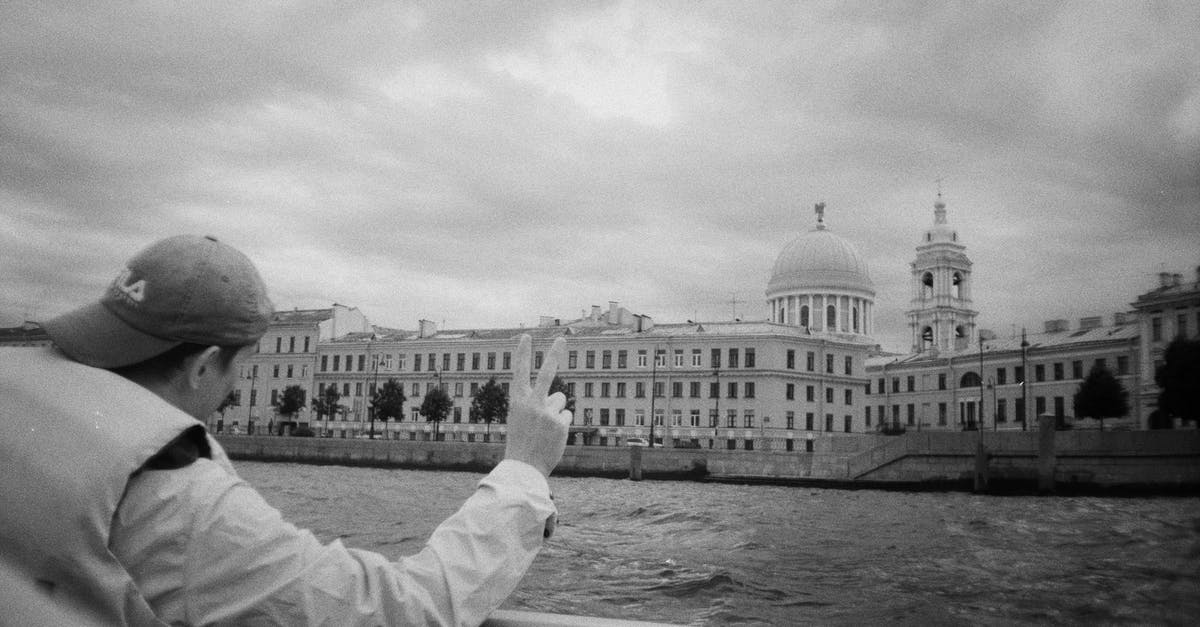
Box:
[779, 307, 786, 323]
[921, 326, 934, 350]
[826, 305, 837, 329]
[960, 372, 981, 388]
[955, 325, 965, 338]
[852, 307, 860, 332]
[952, 272, 963, 299]
[800, 305, 809, 328]
[922, 272, 934, 299]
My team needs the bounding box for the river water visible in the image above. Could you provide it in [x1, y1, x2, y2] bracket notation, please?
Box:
[238, 462, 1200, 626]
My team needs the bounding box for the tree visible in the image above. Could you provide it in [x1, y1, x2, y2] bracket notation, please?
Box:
[548, 375, 575, 414]
[370, 378, 406, 440]
[470, 378, 508, 439]
[1073, 363, 1129, 431]
[419, 386, 453, 441]
[312, 386, 341, 435]
[277, 385, 307, 420]
[1156, 337, 1200, 427]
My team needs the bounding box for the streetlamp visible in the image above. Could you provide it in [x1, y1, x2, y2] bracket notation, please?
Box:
[648, 345, 658, 448]
[1020, 328, 1029, 431]
[246, 366, 258, 435]
[711, 367, 720, 449]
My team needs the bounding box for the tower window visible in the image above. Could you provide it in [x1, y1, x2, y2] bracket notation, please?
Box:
[952, 272, 963, 299]
[800, 306, 809, 328]
[955, 325, 965, 338]
[826, 305, 836, 329]
[921, 326, 933, 350]
[852, 307, 860, 332]
[922, 272, 934, 299]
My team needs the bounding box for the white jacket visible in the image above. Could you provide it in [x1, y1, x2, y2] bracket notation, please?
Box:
[1, 348, 556, 626]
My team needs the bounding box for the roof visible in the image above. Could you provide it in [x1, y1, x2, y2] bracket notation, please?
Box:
[0, 322, 50, 344]
[767, 226, 874, 296]
[866, 322, 1138, 368]
[270, 308, 335, 324]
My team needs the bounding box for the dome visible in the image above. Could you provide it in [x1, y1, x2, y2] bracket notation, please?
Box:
[767, 224, 875, 296]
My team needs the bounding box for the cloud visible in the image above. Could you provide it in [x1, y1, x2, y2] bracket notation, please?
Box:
[1, 1, 1197, 354]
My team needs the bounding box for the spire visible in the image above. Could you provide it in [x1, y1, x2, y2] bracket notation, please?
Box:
[933, 193, 947, 225]
[814, 202, 827, 231]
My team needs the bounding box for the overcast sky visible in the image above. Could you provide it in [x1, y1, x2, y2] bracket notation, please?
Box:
[2, 1, 1197, 353]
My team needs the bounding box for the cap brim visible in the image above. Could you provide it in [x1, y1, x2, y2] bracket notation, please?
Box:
[41, 301, 182, 368]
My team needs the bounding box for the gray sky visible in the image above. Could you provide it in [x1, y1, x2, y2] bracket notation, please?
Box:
[3, 1, 1197, 353]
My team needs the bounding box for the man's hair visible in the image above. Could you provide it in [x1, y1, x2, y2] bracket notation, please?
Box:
[110, 343, 245, 380]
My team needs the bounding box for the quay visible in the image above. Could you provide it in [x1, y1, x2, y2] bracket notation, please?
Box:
[218, 419, 1200, 495]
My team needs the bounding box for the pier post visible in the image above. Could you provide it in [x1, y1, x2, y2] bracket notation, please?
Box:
[1037, 414, 1056, 493]
[629, 445, 643, 481]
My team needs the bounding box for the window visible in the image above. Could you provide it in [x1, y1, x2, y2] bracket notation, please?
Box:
[671, 382, 682, 398]
[744, 382, 755, 398]
[411, 383, 420, 397]
[672, 409, 682, 426]
[635, 409, 645, 426]
[805, 412, 814, 430]
[997, 399, 1008, 423]
[728, 348, 739, 369]
[844, 389, 853, 405]
[938, 402, 947, 426]
[275, 337, 281, 353]
[568, 351, 578, 369]
[303, 337, 310, 352]
[688, 410, 700, 427]
[1035, 364, 1045, 382]
[618, 350, 628, 369]
[637, 350, 647, 367]
[653, 382, 665, 398]
[616, 409, 626, 426]
[603, 350, 612, 369]
[599, 409, 610, 426]
[413, 354, 421, 372]
[586, 351, 596, 369]
[711, 349, 721, 369]
[743, 410, 754, 428]
[601, 382, 611, 398]
[454, 382, 463, 397]
[355, 382, 363, 396]
[825, 414, 834, 432]
[286, 365, 293, 378]
[456, 353, 465, 371]
[1035, 396, 1046, 416]
[727, 382, 738, 398]
[1053, 362, 1063, 381]
[321, 355, 328, 372]
[472, 353, 480, 370]
[442, 354, 451, 371]
[892, 377, 900, 393]
[825, 354, 834, 374]
[332, 355, 340, 372]
[709, 381, 719, 398]
[726, 410, 737, 428]
[745, 348, 755, 368]
[906, 375, 915, 392]
[786, 411, 795, 429]
[786, 383, 795, 400]
[844, 415, 853, 433]
[806, 351, 815, 371]
[584, 382, 594, 398]
[654, 409, 665, 426]
[692, 349, 702, 367]
[825, 388, 834, 403]
[272, 364, 279, 378]
[1014, 366, 1024, 384]
[503, 352, 512, 370]
[938, 373, 947, 390]
[1072, 360, 1083, 379]
[673, 350, 684, 367]
[1151, 316, 1162, 341]
[635, 382, 645, 398]
[535, 351, 543, 369]
[689, 381, 701, 398]
[906, 404, 915, 426]
[806, 385, 815, 402]
[786, 349, 796, 369]
[1117, 355, 1130, 375]
[616, 382, 627, 398]
[800, 305, 810, 327]
[996, 368, 1007, 385]
[827, 305, 836, 328]
[655, 349, 666, 367]
[487, 353, 495, 370]
[1054, 396, 1065, 419]
[844, 356, 853, 375]
[358, 355, 366, 371]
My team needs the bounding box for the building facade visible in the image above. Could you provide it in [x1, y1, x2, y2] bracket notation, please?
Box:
[1131, 267, 1200, 425]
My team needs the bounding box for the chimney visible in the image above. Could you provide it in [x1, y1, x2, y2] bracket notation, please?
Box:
[608, 301, 619, 323]
[418, 319, 437, 338]
[1044, 319, 1069, 333]
[538, 316, 556, 327]
[636, 314, 654, 332]
[590, 305, 601, 322]
[1078, 316, 1102, 331]
[1159, 272, 1173, 288]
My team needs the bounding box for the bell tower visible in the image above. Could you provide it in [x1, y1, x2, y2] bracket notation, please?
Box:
[906, 194, 977, 353]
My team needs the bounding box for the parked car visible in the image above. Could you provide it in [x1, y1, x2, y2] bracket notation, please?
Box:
[626, 437, 660, 447]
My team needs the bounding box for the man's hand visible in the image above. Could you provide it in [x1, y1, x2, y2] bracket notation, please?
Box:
[504, 334, 571, 478]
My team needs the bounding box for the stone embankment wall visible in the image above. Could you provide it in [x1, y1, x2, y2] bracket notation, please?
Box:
[217, 428, 1200, 494]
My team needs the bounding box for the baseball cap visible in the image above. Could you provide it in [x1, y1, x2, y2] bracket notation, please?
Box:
[42, 235, 274, 368]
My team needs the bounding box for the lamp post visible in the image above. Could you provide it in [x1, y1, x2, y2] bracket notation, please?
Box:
[246, 366, 258, 435]
[1020, 328, 1029, 431]
[648, 346, 658, 448]
[711, 367, 720, 448]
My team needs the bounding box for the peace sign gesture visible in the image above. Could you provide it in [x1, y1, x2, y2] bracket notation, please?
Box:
[504, 334, 571, 477]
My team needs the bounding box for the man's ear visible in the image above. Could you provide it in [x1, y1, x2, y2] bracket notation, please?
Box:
[186, 345, 224, 389]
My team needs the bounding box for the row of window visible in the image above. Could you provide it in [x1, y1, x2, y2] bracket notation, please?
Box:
[1149, 310, 1199, 342]
[314, 347, 857, 376]
[867, 394, 1073, 427]
[868, 356, 1131, 395]
[266, 335, 313, 354]
[574, 406, 853, 433]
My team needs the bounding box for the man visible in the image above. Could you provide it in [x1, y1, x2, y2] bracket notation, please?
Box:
[0, 234, 572, 626]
